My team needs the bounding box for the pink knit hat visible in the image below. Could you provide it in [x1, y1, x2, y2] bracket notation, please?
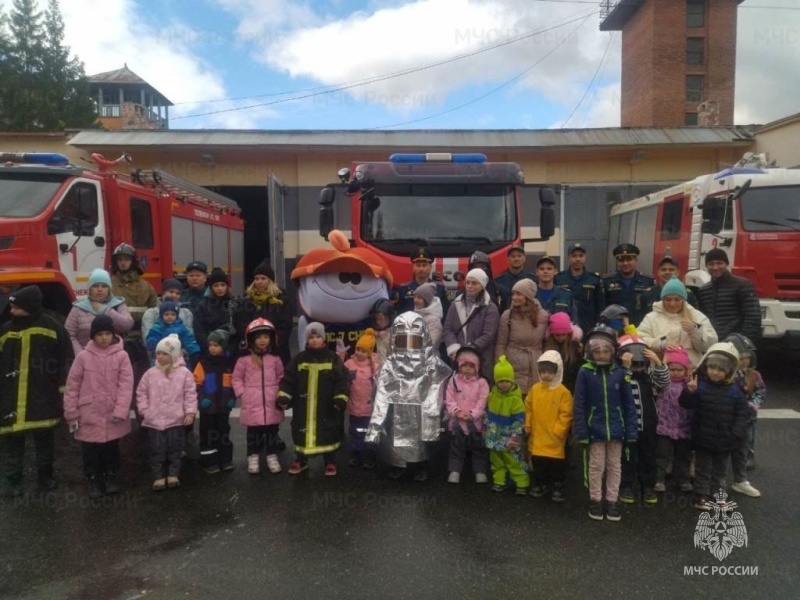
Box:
[548, 312, 573, 335]
[664, 347, 691, 370]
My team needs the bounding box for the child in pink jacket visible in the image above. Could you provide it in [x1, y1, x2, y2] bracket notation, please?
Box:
[232, 318, 285, 475]
[64, 315, 133, 498]
[344, 328, 381, 469]
[136, 334, 197, 491]
[444, 346, 490, 484]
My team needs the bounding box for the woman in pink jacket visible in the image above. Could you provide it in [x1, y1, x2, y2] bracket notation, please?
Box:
[136, 334, 197, 491]
[344, 328, 381, 469]
[232, 318, 285, 475]
[444, 347, 490, 485]
[64, 315, 133, 498]
[65, 268, 134, 357]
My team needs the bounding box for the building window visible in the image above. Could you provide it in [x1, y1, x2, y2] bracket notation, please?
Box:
[686, 75, 704, 103]
[687, 0, 705, 27]
[685, 112, 698, 126]
[687, 37, 704, 64]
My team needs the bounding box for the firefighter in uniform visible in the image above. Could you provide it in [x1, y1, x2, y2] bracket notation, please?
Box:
[534, 256, 576, 319]
[554, 242, 604, 334]
[392, 246, 449, 316]
[602, 244, 656, 327]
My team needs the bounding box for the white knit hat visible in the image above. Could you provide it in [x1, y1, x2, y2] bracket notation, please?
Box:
[155, 334, 182, 361]
[465, 268, 489, 289]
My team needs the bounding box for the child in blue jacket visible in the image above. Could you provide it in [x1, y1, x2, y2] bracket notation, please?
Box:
[145, 300, 201, 366]
[572, 326, 637, 523]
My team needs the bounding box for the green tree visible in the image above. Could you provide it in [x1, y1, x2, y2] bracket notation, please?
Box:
[0, 0, 97, 131]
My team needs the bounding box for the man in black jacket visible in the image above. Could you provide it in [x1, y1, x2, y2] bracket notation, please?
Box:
[697, 249, 762, 342]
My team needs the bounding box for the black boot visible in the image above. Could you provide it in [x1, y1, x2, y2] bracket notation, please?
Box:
[87, 476, 104, 499]
[3, 473, 24, 498]
[37, 467, 57, 492]
[103, 472, 120, 495]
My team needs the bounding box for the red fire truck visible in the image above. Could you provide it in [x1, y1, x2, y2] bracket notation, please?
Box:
[318, 153, 555, 298]
[0, 152, 244, 316]
[607, 156, 800, 345]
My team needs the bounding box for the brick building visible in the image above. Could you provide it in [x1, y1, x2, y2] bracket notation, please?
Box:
[600, 0, 744, 127]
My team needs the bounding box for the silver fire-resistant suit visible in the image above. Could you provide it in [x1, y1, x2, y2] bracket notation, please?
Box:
[365, 312, 452, 467]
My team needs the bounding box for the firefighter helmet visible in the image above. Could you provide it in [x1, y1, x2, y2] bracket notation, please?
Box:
[617, 333, 649, 369]
[112, 243, 136, 258]
[723, 333, 757, 367]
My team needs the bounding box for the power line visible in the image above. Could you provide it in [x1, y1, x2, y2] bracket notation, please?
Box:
[171, 7, 597, 120]
[560, 30, 615, 127]
[368, 13, 595, 130]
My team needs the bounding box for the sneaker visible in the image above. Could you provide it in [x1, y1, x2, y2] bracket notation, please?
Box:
[413, 468, 428, 482]
[618, 487, 635, 504]
[87, 477, 104, 499]
[588, 501, 604, 521]
[530, 485, 548, 498]
[348, 455, 361, 468]
[448, 471, 461, 484]
[492, 484, 506, 493]
[288, 460, 308, 475]
[551, 488, 565, 504]
[693, 495, 713, 510]
[362, 457, 376, 470]
[731, 480, 761, 498]
[605, 502, 622, 522]
[679, 482, 694, 493]
[515, 486, 528, 496]
[204, 465, 222, 475]
[247, 454, 260, 475]
[103, 473, 120, 495]
[387, 467, 405, 479]
[653, 481, 666, 493]
[266, 454, 281, 474]
[643, 488, 658, 504]
[475, 473, 488, 484]
[324, 463, 338, 477]
[167, 476, 180, 488]
[221, 463, 235, 472]
[152, 478, 167, 492]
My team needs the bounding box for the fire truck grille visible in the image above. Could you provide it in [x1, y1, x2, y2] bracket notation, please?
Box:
[0, 236, 14, 250]
[775, 273, 800, 293]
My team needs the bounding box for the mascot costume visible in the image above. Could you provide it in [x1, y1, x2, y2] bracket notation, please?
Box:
[292, 230, 393, 357]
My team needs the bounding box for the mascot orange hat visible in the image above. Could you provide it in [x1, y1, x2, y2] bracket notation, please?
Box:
[290, 230, 394, 288]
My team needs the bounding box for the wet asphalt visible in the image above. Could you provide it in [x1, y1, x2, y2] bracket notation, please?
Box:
[1, 350, 799, 599]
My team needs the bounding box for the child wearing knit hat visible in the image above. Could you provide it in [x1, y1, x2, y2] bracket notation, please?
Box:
[277, 322, 350, 476]
[344, 328, 382, 468]
[484, 356, 530, 494]
[654, 347, 695, 493]
[193, 329, 236, 474]
[524, 351, 573, 503]
[145, 300, 202, 366]
[136, 334, 197, 491]
[444, 347, 490, 484]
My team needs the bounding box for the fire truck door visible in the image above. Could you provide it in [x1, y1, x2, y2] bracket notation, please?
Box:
[49, 179, 106, 296]
[699, 194, 735, 263]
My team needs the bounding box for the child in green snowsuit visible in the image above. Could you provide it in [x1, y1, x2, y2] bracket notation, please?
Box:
[484, 355, 530, 494]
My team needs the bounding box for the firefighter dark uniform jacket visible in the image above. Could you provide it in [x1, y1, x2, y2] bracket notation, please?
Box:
[554, 269, 604, 334]
[602, 271, 656, 327]
[277, 346, 350, 455]
[0, 312, 73, 435]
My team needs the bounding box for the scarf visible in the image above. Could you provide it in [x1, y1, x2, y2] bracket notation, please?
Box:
[247, 286, 283, 309]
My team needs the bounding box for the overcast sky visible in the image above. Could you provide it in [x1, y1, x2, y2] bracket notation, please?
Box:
[2, 0, 798, 129]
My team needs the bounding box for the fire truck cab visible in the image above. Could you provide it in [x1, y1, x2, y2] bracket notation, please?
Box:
[607, 155, 800, 345]
[0, 152, 244, 317]
[318, 153, 556, 299]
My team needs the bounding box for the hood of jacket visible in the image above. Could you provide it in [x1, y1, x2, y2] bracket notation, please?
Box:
[538, 349, 563, 389]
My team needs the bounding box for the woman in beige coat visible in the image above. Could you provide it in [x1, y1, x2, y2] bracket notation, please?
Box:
[494, 279, 549, 395]
[637, 277, 717, 368]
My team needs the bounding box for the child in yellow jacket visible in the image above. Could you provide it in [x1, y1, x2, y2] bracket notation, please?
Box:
[525, 350, 573, 503]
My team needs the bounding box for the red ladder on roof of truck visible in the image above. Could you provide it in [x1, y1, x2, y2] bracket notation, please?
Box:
[131, 168, 241, 216]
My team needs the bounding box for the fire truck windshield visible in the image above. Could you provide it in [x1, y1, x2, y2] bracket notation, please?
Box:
[360, 183, 517, 255]
[0, 172, 68, 217]
[739, 186, 800, 232]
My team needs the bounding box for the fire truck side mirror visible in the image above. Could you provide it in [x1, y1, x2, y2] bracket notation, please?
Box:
[319, 186, 336, 240]
[538, 187, 556, 240]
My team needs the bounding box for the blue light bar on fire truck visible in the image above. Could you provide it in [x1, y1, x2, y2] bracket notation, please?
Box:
[389, 153, 488, 164]
[0, 152, 70, 166]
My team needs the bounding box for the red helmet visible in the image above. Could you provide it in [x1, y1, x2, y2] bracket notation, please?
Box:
[246, 318, 276, 339]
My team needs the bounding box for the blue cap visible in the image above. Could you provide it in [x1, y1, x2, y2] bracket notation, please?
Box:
[186, 261, 207, 274]
[567, 242, 586, 254]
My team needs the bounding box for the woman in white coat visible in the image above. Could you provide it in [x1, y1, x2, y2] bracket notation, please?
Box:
[637, 277, 717, 368]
